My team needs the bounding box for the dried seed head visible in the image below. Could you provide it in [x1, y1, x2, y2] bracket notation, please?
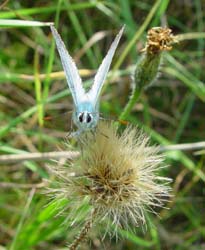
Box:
[142, 27, 176, 54]
[133, 27, 177, 91]
[48, 122, 171, 235]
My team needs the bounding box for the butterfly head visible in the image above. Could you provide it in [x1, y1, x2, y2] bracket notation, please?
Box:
[73, 102, 99, 131]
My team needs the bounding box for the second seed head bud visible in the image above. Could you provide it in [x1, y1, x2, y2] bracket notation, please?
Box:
[134, 27, 176, 90]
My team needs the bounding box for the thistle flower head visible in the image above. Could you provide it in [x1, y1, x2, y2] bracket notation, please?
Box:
[48, 122, 171, 235]
[142, 27, 176, 54]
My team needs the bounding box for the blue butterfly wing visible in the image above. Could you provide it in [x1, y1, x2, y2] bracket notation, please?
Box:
[51, 25, 85, 107]
[87, 26, 124, 106]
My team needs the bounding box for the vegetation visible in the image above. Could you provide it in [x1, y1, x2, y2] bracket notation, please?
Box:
[0, 0, 205, 249]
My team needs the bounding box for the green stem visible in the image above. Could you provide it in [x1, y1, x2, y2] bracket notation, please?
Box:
[119, 89, 142, 121]
[119, 52, 162, 121]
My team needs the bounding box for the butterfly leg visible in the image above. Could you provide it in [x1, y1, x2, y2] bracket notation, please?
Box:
[69, 129, 83, 138]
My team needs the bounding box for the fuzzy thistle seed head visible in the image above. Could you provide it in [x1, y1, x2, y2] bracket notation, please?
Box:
[48, 122, 171, 234]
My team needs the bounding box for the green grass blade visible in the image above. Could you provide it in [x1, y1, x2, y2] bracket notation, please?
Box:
[164, 54, 205, 101]
[34, 49, 44, 127]
[65, 0, 96, 68]
[119, 228, 154, 247]
[119, 0, 136, 38]
[152, 0, 170, 26]
[0, 2, 97, 19]
[176, 32, 205, 42]
[9, 189, 35, 250]
[42, 0, 62, 106]
[174, 94, 195, 142]
[0, 19, 52, 27]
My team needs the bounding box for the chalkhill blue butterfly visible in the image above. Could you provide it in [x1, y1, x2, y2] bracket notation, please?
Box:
[51, 25, 124, 135]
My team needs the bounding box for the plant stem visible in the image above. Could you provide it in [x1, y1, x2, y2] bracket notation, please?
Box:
[68, 209, 96, 250]
[119, 89, 142, 121]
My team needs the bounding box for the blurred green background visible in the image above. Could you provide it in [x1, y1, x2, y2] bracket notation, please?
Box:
[0, 0, 205, 249]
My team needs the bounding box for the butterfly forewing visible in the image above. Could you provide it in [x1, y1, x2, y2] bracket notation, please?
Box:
[87, 26, 124, 106]
[51, 25, 85, 107]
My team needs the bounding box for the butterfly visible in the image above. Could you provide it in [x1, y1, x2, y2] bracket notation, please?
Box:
[50, 25, 124, 135]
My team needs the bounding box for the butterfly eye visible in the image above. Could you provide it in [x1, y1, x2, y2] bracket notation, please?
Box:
[86, 114, 93, 123]
[78, 113, 84, 123]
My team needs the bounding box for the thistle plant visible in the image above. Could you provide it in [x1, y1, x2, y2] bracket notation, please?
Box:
[48, 122, 171, 249]
[119, 27, 176, 121]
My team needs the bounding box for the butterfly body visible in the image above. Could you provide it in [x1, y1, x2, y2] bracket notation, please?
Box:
[51, 25, 124, 135]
